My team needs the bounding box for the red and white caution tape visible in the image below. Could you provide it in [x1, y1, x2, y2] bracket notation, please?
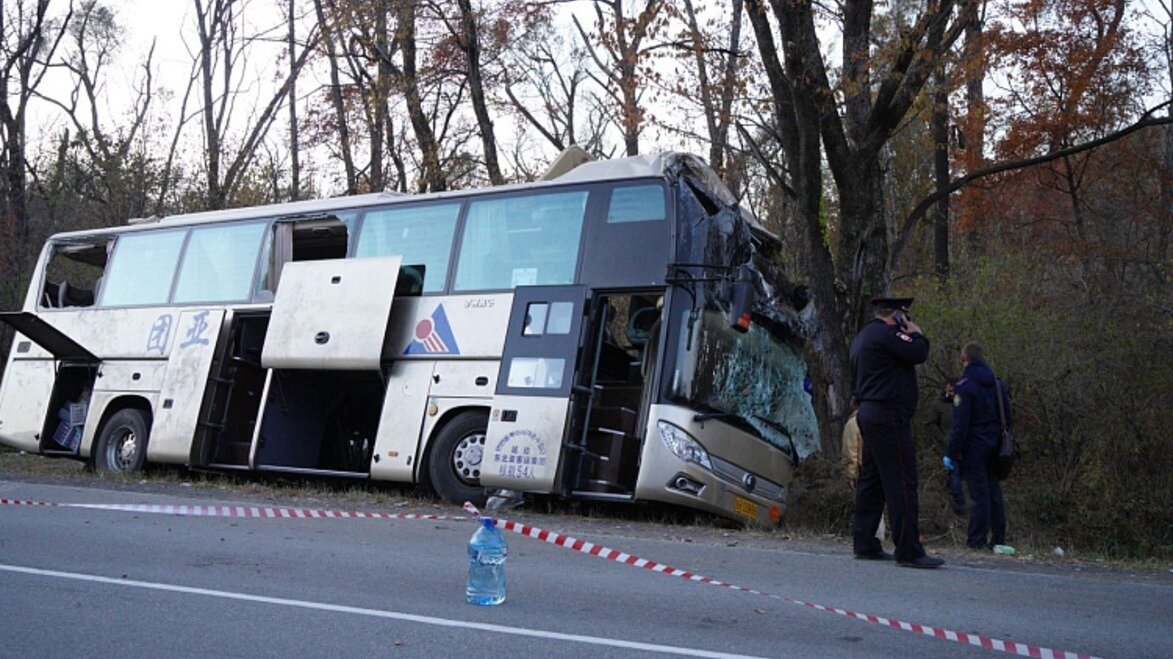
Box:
[462, 502, 1099, 659]
[0, 498, 464, 521]
[4, 496, 1101, 658]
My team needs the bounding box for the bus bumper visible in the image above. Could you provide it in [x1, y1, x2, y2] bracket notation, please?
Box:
[633, 404, 793, 527]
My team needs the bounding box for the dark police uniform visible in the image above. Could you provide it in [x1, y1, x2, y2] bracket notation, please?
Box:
[850, 307, 931, 564]
[947, 359, 1011, 549]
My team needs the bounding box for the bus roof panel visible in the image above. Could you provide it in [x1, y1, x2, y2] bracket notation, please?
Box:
[45, 152, 703, 242]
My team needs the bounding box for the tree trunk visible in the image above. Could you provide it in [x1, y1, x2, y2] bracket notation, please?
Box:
[287, 0, 300, 201]
[617, 23, 640, 156]
[1, 0, 58, 260]
[1160, 114, 1171, 285]
[713, 0, 744, 175]
[196, 0, 225, 209]
[394, 1, 445, 192]
[457, 0, 503, 185]
[836, 157, 890, 327]
[371, 1, 391, 192]
[963, 1, 985, 168]
[745, 0, 855, 453]
[313, 0, 357, 193]
[930, 15, 950, 282]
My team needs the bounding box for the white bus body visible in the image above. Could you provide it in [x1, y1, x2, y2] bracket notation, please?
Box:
[0, 153, 818, 525]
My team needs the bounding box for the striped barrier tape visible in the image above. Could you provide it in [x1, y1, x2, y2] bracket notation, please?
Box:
[464, 502, 1100, 659]
[4, 496, 1099, 659]
[0, 498, 464, 521]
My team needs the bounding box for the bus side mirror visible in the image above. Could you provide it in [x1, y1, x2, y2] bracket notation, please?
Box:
[727, 269, 754, 333]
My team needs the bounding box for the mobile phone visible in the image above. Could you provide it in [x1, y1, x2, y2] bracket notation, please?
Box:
[893, 311, 909, 330]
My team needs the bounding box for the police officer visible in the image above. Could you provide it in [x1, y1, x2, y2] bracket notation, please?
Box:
[850, 297, 944, 568]
[945, 343, 1011, 550]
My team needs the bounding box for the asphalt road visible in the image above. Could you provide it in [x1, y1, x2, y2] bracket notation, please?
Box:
[1, 480, 1169, 658]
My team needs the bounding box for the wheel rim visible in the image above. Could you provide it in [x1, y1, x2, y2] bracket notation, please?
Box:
[451, 431, 485, 485]
[105, 426, 139, 471]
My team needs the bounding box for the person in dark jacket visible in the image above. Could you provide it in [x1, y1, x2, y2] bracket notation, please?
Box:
[946, 343, 1012, 549]
[925, 379, 965, 514]
[849, 297, 944, 569]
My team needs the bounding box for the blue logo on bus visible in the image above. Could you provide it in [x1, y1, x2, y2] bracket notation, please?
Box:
[404, 304, 460, 355]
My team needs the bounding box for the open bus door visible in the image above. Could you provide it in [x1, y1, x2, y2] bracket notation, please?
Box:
[238, 255, 402, 475]
[0, 312, 99, 455]
[481, 286, 589, 495]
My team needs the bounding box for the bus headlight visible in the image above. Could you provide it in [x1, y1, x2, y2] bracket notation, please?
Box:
[657, 421, 713, 471]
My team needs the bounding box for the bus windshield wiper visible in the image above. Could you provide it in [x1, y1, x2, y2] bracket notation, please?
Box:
[753, 414, 799, 464]
[692, 411, 739, 423]
[691, 410, 759, 437]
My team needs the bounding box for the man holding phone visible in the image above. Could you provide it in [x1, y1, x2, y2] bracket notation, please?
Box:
[848, 297, 944, 568]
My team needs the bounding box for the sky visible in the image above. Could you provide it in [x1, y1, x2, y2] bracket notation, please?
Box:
[23, 0, 1173, 198]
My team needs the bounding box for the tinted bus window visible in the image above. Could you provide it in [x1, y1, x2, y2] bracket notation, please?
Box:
[100, 230, 186, 306]
[454, 190, 588, 291]
[173, 222, 266, 303]
[356, 203, 460, 293]
[607, 184, 666, 223]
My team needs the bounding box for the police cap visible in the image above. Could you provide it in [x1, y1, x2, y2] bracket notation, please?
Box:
[869, 296, 914, 312]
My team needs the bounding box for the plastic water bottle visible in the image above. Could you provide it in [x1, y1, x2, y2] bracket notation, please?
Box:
[466, 517, 507, 605]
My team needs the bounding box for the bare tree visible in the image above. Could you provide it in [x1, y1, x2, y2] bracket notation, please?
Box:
[744, 0, 978, 439]
[679, 0, 745, 176]
[451, 0, 503, 184]
[501, 15, 610, 157]
[287, 0, 300, 200]
[187, 0, 319, 209]
[573, 0, 667, 156]
[37, 0, 158, 224]
[314, 0, 397, 192]
[928, 3, 951, 281]
[1, 0, 71, 278]
[311, 0, 358, 192]
[392, 1, 446, 191]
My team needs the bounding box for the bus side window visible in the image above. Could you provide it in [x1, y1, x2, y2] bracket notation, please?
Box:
[454, 190, 588, 291]
[257, 214, 353, 301]
[40, 240, 111, 309]
[100, 230, 186, 307]
[354, 203, 459, 293]
[173, 222, 266, 304]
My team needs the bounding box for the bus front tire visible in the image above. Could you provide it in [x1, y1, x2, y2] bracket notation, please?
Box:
[428, 411, 488, 507]
[94, 408, 150, 473]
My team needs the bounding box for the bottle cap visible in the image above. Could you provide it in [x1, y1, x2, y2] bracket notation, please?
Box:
[481, 517, 496, 528]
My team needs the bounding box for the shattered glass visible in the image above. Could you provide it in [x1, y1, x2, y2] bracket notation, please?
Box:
[674, 310, 820, 460]
[658, 154, 820, 458]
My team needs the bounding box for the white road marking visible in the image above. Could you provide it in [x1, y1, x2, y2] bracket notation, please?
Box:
[0, 563, 766, 659]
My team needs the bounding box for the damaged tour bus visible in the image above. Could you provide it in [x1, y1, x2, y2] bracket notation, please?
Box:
[0, 152, 818, 525]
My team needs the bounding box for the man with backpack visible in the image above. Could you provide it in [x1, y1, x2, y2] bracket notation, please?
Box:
[945, 343, 1013, 550]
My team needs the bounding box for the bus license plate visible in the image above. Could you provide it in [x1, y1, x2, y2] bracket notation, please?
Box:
[733, 495, 758, 519]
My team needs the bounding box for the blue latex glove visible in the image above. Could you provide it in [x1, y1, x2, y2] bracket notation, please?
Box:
[943, 456, 957, 472]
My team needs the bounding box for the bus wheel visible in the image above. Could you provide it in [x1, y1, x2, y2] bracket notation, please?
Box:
[94, 409, 150, 473]
[428, 411, 488, 506]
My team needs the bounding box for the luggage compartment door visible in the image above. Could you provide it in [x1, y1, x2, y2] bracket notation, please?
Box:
[0, 312, 100, 454]
[481, 285, 587, 492]
[261, 256, 402, 370]
[0, 312, 98, 363]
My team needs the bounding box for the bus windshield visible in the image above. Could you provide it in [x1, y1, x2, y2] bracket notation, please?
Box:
[671, 309, 819, 460]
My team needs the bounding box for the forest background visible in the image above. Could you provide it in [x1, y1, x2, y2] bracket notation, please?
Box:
[1, 0, 1169, 559]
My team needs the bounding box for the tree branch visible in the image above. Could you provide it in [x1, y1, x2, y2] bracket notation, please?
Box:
[889, 106, 1173, 270]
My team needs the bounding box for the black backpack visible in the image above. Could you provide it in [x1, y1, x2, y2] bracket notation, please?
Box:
[993, 379, 1017, 480]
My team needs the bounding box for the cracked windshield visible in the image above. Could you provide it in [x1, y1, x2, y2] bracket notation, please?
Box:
[672, 310, 819, 460]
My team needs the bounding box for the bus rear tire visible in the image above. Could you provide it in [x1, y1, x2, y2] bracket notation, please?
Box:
[94, 408, 150, 473]
[428, 411, 489, 507]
